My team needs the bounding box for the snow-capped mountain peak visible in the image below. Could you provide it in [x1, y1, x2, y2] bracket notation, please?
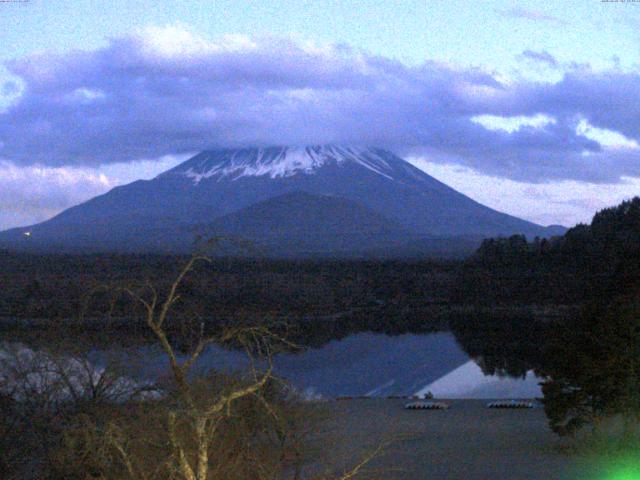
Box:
[167, 146, 396, 183]
[0, 144, 562, 255]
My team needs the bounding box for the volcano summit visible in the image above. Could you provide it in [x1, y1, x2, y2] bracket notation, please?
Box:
[0, 146, 563, 257]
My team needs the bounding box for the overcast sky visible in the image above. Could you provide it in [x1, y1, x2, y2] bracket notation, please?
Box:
[1, 0, 640, 230]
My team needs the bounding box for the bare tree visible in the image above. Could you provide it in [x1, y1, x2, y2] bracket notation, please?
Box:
[2, 252, 390, 480]
[108, 254, 389, 480]
[94, 254, 301, 479]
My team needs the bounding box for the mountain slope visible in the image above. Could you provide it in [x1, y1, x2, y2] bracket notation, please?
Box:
[0, 146, 563, 256]
[197, 191, 413, 257]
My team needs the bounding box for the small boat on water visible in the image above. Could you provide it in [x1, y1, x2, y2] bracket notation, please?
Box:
[404, 401, 450, 410]
[486, 400, 535, 409]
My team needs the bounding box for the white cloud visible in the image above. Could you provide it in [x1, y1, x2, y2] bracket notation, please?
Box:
[0, 25, 638, 184]
[0, 153, 188, 230]
[408, 157, 640, 227]
[576, 118, 639, 149]
[471, 114, 556, 133]
[1, 25, 640, 230]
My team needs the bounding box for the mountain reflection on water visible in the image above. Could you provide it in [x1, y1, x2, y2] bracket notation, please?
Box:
[2, 313, 549, 399]
[133, 330, 543, 399]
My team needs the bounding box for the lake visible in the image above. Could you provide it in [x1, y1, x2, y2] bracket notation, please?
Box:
[1, 330, 543, 400]
[107, 331, 543, 399]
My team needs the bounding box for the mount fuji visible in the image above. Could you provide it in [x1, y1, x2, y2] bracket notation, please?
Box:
[0, 146, 564, 257]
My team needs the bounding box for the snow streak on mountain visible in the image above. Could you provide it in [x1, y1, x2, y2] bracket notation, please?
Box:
[171, 146, 396, 182]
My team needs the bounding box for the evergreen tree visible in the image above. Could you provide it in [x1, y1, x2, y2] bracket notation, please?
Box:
[541, 292, 640, 437]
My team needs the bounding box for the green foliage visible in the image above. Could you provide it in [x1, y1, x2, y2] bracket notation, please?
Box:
[459, 196, 640, 305]
[541, 294, 640, 437]
[456, 197, 640, 437]
[535, 198, 640, 437]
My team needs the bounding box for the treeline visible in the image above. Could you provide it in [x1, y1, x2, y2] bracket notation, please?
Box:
[446, 198, 640, 386]
[0, 253, 459, 327]
[450, 312, 553, 378]
[454, 197, 640, 439]
[457, 197, 640, 305]
[5, 198, 639, 346]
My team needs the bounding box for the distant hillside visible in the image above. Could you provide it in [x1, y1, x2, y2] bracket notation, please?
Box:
[196, 191, 413, 257]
